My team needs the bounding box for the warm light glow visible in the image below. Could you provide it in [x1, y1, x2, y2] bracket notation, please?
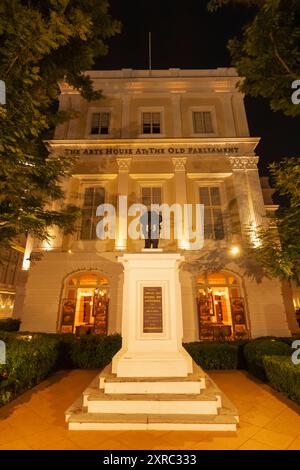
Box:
[22, 237, 34, 270]
[42, 239, 53, 251]
[230, 245, 240, 256]
[68, 249, 72, 254]
[22, 257, 31, 271]
[115, 239, 126, 250]
[179, 239, 190, 250]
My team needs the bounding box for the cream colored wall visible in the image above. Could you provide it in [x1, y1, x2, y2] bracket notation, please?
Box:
[128, 96, 174, 137]
[56, 96, 123, 140]
[243, 275, 291, 337]
[55, 88, 244, 140]
[181, 97, 227, 137]
[20, 251, 123, 334]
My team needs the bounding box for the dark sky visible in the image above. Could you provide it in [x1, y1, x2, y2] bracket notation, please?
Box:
[95, 0, 300, 176]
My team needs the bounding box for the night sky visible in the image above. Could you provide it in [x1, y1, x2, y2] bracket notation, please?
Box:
[95, 0, 300, 176]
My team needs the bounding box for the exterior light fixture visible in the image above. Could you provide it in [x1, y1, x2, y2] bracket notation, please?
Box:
[230, 245, 240, 256]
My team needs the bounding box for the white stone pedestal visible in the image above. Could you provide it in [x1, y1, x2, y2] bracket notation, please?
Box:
[112, 252, 193, 378]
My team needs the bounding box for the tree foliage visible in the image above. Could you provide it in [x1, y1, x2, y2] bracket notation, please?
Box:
[0, 0, 120, 248]
[185, 157, 300, 282]
[245, 157, 300, 281]
[208, 0, 300, 116]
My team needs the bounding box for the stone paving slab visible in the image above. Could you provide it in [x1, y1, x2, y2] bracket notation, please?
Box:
[0, 369, 299, 450]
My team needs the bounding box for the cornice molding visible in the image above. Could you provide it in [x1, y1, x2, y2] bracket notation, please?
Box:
[116, 157, 132, 172]
[172, 157, 187, 172]
[228, 156, 259, 170]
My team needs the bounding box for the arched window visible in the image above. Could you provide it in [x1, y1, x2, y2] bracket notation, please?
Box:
[60, 271, 109, 335]
[196, 272, 248, 340]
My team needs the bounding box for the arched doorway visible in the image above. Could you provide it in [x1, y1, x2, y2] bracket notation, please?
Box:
[196, 271, 248, 340]
[59, 271, 109, 335]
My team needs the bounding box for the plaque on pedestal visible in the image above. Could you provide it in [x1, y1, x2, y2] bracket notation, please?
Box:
[143, 286, 163, 333]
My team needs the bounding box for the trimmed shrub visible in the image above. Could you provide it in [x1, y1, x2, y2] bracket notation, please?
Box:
[0, 332, 122, 406]
[184, 342, 239, 370]
[0, 318, 21, 332]
[0, 334, 61, 405]
[69, 334, 122, 369]
[263, 356, 300, 405]
[255, 336, 294, 346]
[243, 338, 291, 381]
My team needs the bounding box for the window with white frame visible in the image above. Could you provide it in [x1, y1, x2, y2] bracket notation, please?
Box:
[193, 111, 214, 134]
[142, 112, 161, 134]
[141, 187, 162, 206]
[199, 186, 224, 240]
[90, 112, 110, 135]
[80, 187, 105, 240]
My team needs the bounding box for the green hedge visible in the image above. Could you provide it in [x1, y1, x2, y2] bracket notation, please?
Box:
[184, 342, 239, 370]
[243, 338, 291, 381]
[0, 334, 61, 406]
[0, 333, 122, 406]
[263, 356, 300, 405]
[0, 318, 21, 332]
[69, 334, 122, 369]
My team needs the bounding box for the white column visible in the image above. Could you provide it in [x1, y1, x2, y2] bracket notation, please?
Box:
[121, 95, 131, 138]
[22, 235, 35, 271]
[115, 157, 132, 250]
[223, 94, 236, 137]
[171, 94, 182, 137]
[172, 157, 188, 248]
[228, 156, 266, 234]
[67, 94, 81, 139]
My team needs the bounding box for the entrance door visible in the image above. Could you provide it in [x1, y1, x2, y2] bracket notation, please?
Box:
[60, 272, 109, 334]
[196, 272, 247, 340]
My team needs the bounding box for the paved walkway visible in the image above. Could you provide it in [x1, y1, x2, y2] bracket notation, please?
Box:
[0, 369, 299, 450]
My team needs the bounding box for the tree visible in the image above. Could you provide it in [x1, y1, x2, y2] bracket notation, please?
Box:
[208, 0, 300, 116]
[185, 157, 300, 283]
[244, 157, 300, 281]
[0, 0, 120, 249]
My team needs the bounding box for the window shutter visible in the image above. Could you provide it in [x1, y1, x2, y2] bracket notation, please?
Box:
[91, 113, 100, 134]
[199, 186, 224, 240]
[80, 188, 105, 240]
[193, 111, 213, 134]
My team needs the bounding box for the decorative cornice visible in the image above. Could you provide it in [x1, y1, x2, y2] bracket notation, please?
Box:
[116, 157, 132, 172]
[228, 156, 259, 170]
[172, 157, 187, 172]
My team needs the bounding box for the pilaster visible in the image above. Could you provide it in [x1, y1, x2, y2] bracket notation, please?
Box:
[115, 157, 132, 250]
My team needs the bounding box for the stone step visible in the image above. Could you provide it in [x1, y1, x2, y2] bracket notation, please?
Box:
[86, 387, 220, 415]
[65, 362, 239, 431]
[99, 362, 206, 383]
[67, 408, 238, 431]
[82, 370, 221, 407]
[99, 362, 206, 394]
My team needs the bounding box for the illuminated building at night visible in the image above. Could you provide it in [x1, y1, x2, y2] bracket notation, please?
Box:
[14, 68, 300, 339]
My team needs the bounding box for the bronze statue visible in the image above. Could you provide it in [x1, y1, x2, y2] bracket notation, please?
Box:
[140, 210, 162, 249]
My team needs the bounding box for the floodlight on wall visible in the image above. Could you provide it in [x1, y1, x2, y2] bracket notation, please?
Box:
[230, 245, 240, 256]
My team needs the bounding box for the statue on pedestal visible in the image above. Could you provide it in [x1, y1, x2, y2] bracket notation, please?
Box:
[140, 210, 162, 249]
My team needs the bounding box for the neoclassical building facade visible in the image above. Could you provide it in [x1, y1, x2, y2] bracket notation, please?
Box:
[14, 68, 299, 340]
